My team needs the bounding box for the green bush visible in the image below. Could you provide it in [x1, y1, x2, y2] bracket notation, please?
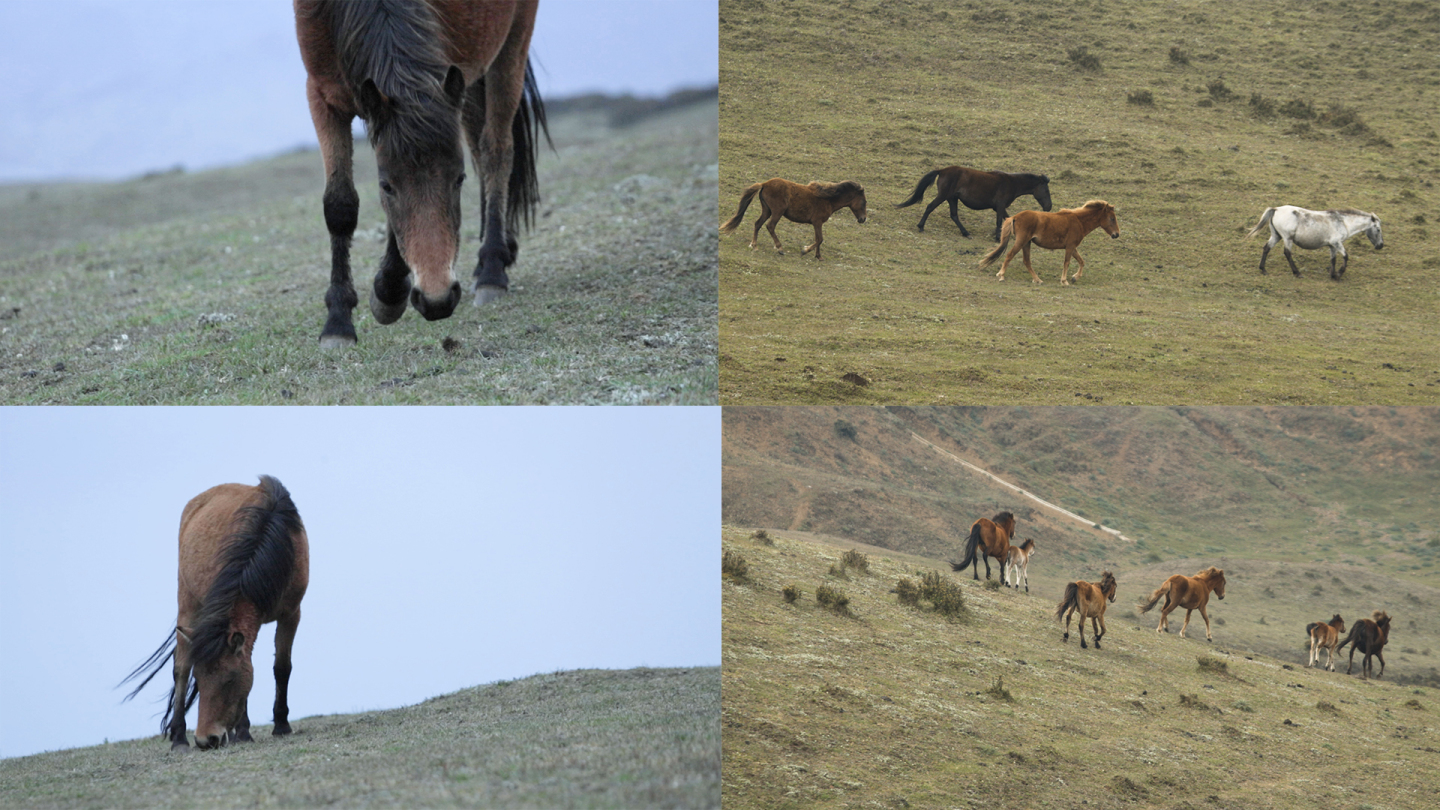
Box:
[840, 549, 870, 574]
[919, 571, 967, 618]
[751, 529, 774, 546]
[816, 584, 853, 616]
[722, 549, 749, 581]
[1068, 46, 1102, 71]
[782, 583, 802, 603]
[895, 577, 920, 606]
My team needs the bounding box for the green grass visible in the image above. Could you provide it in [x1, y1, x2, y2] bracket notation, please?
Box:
[718, 0, 1440, 404]
[0, 97, 718, 404]
[0, 667, 719, 809]
[722, 526, 1439, 809]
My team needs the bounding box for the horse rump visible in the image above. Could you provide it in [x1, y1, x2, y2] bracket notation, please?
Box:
[1054, 581, 1080, 621]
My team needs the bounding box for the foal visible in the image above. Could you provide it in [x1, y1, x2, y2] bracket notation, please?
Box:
[1005, 538, 1037, 592]
[1306, 614, 1345, 671]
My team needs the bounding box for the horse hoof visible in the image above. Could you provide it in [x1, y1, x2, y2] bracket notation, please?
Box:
[473, 285, 506, 306]
[318, 333, 356, 349]
[170, 740, 191, 752]
[273, 721, 292, 736]
[369, 287, 407, 325]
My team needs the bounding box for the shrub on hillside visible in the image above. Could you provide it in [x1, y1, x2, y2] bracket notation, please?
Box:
[1127, 90, 1155, 106]
[782, 583, 802, 603]
[833, 419, 858, 441]
[1207, 78, 1236, 101]
[751, 529, 774, 546]
[1067, 46, 1101, 72]
[1249, 93, 1276, 119]
[919, 570, 967, 618]
[1169, 46, 1190, 65]
[816, 584, 853, 617]
[840, 549, 870, 574]
[895, 577, 920, 606]
[1279, 98, 1316, 119]
[986, 675, 1015, 703]
[722, 549, 750, 582]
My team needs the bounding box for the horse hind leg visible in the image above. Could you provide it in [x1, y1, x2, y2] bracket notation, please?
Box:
[1282, 238, 1301, 276]
[949, 198, 970, 237]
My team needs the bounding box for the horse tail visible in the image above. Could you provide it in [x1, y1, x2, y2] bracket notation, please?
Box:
[1334, 622, 1361, 653]
[1246, 207, 1277, 239]
[954, 522, 981, 570]
[978, 217, 1014, 269]
[1136, 580, 1170, 614]
[895, 169, 942, 208]
[508, 61, 550, 233]
[1054, 582, 1079, 621]
[720, 183, 763, 234]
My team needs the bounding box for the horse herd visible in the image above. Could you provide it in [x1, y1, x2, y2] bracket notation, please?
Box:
[720, 166, 1384, 284]
[948, 511, 1393, 679]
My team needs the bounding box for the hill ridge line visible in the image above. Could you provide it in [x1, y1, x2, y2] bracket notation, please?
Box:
[909, 430, 1133, 543]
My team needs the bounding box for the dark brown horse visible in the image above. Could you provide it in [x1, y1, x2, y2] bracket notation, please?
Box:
[978, 200, 1120, 285]
[719, 178, 867, 260]
[895, 167, 1052, 241]
[296, 0, 548, 346]
[122, 476, 310, 750]
[950, 511, 1016, 582]
[1306, 614, 1346, 671]
[1336, 610, 1391, 680]
[1055, 571, 1117, 649]
[1136, 566, 1226, 642]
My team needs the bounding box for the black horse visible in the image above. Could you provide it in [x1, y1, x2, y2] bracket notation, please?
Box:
[1335, 610, 1391, 679]
[896, 166, 1051, 241]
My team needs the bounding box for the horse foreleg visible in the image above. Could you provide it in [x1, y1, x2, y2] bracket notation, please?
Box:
[1093, 615, 1105, 649]
[1373, 650, 1384, 679]
[801, 222, 824, 260]
[308, 83, 360, 347]
[272, 608, 301, 736]
[1199, 605, 1213, 642]
[1333, 243, 1349, 279]
[167, 630, 193, 750]
[232, 703, 253, 743]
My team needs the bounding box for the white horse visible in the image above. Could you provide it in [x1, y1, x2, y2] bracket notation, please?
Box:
[1246, 205, 1383, 279]
[1005, 538, 1036, 592]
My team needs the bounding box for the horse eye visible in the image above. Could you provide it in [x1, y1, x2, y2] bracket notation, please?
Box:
[455, 173, 466, 189]
[379, 180, 395, 196]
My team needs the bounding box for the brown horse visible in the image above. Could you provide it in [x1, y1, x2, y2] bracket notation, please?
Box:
[719, 178, 868, 260]
[121, 476, 310, 750]
[895, 166, 1052, 241]
[1136, 567, 1226, 641]
[949, 511, 1016, 582]
[1005, 538, 1037, 592]
[978, 200, 1120, 285]
[1335, 610, 1391, 680]
[1055, 571, 1117, 649]
[1306, 614, 1346, 671]
[296, 0, 548, 346]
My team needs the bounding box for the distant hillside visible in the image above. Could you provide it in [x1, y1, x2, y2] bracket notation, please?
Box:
[0, 667, 720, 809]
[724, 406, 1440, 588]
[721, 526, 1439, 809]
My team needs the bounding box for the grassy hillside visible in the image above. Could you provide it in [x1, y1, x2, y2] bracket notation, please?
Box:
[0, 667, 720, 809]
[721, 527, 1439, 809]
[0, 94, 718, 404]
[723, 406, 1440, 594]
[718, 0, 1440, 404]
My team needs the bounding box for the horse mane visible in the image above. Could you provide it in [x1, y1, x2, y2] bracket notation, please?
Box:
[1100, 570, 1117, 597]
[810, 181, 864, 200]
[1372, 610, 1390, 625]
[1332, 208, 1370, 217]
[324, 0, 458, 158]
[189, 476, 305, 668]
[993, 510, 1014, 523]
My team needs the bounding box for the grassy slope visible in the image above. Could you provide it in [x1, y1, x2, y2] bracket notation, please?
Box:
[718, 0, 1440, 404]
[722, 527, 1439, 810]
[0, 98, 718, 404]
[0, 667, 720, 809]
[722, 406, 1440, 678]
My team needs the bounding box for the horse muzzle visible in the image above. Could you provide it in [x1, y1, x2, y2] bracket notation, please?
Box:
[1111, 232, 1120, 239]
[410, 282, 462, 321]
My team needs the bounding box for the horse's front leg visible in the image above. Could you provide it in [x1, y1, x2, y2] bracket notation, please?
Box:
[167, 629, 193, 750]
[801, 222, 824, 260]
[307, 84, 360, 347]
[1021, 243, 1042, 284]
[1332, 243, 1348, 279]
[232, 702, 253, 743]
[272, 608, 301, 736]
[1093, 615, 1104, 649]
[1069, 250, 1086, 284]
[369, 230, 413, 325]
[1199, 605, 1213, 642]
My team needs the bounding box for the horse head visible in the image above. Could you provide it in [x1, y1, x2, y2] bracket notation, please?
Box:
[847, 186, 869, 224]
[1033, 178, 1053, 212]
[360, 66, 469, 321]
[1330, 613, 1345, 632]
[192, 628, 256, 750]
[1365, 214, 1384, 250]
[1207, 567, 1226, 599]
[1099, 202, 1120, 239]
[1100, 571, 1117, 602]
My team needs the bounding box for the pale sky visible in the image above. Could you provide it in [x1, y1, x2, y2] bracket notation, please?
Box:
[0, 0, 719, 181]
[0, 406, 720, 759]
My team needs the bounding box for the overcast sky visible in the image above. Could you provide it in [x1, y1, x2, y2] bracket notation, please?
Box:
[0, 406, 719, 760]
[0, 0, 719, 182]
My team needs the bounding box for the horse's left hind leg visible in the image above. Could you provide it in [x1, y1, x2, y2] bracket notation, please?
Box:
[949, 199, 969, 237]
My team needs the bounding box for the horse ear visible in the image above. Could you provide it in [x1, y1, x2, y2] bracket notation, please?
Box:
[442, 65, 466, 106]
[358, 78, 389, 121]
[228, 632, 244, 654]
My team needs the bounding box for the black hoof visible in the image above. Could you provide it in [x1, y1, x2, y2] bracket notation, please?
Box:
[170, 739, 190, 752]
[232, 728, 254, 743]
[370, 285, 408, 325]
[273, 721, 292, 737]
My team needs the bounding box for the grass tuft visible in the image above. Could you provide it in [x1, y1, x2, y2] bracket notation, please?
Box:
[840, 549, 871, 574]
[1127, 90, 1155, 106]
[722, 549, 750, 583]
[1067, 46, 1102, 71]
[1169, 46, 1190, 65]
[895, 577, 920, 606]
[1197, 656, 1229, 675]
[986, 675, 1015, 703]
[751, 529, 774, 546]
[782, 583, 802, 604]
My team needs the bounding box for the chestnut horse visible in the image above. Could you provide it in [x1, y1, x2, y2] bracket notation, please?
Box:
[1306, 614, 1346, 671]
[1335, 610, 1391, 680]
[1136, 567, 1226, 641]
[978, 200, 1120, 285]
[1005, 538, 1037, 592]
[719, 178, 868, 260]
[895, 166, 1052, 241]
[950, 511, 1016, 582]
[296, 0, 548, 346]
[121, 476, 310, 750]
[1055, 571, 1117, 649]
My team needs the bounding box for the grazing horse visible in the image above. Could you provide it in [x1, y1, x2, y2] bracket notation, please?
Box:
[895, 166, 1052, 241]
[1306, 614, 1346, 671]
[1005, 538, 1037, 592]
[1055, 571, 1117, 649]
[1246, 205, 1383, 280]
[978, 200, 1120, 284]
[1136, 567, 1227, 641]
[1336, 610, 1391, 680]
[296, 0, 548, 347]
[949, 511, 1016, 582]
[121, 476, 310, 750]
[719, 178, 868, 260]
